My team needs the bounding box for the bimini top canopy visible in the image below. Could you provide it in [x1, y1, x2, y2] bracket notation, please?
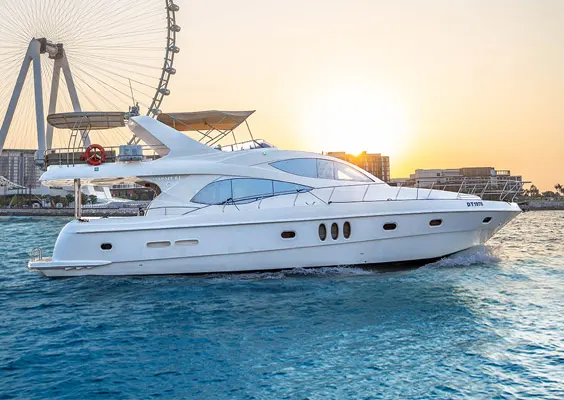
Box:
[157, 110, 255, 132]
[47, 112, 126, 130]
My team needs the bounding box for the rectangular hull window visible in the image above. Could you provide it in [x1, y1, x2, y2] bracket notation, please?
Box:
[175, 240, 199, 246]
[147, 241, 171, 248]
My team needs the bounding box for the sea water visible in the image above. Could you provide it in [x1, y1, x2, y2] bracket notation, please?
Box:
[0, 211, 563, 399]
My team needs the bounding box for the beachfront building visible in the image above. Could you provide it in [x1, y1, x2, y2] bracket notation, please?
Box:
[389, 167, 524, 199]
[327, 151, 390, 182]
[391, 167, 522, 187]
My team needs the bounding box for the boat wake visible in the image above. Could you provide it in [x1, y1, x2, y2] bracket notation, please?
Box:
[284, 266, 376, 277]
[423, 245, 501, 269]
[207, 266, 376, 281]
[207, 249, 502, 281]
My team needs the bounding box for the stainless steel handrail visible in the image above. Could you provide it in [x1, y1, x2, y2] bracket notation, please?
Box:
[162, 178, 529, 216]
[30, 247, 43, 261]
[44, 144, 168, 167]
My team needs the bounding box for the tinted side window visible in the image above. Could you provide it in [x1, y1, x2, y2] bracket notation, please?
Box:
[334, 162, 372, 182]
[273, 181, 311, 194]
[316, 159, 334, 179]
[272, 158, 372, 182]
[192, 178, 313, 205]
[191, 180, 232, 205]
[271, 159, 317, 178]
[232, 179, 273, 202]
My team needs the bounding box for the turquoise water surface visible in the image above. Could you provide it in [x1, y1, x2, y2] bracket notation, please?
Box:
[1, 211, 563, 399]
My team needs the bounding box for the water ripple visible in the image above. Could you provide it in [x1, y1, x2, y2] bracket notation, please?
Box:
[0, 212, 563, 399]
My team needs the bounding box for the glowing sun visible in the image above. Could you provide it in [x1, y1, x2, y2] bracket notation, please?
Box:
[303, 85, 410, 157]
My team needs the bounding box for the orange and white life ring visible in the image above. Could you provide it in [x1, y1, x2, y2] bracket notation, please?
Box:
[84, 144, 106, 166]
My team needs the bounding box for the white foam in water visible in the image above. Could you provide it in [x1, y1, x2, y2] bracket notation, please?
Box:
[206, 266, 376, 281]
[423, 245, 501, 268]
[284, 266, 375, 277]
[207, 248, 501, 282]
[206, 271, 286, 281]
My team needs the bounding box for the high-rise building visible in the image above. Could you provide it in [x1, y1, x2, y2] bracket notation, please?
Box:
[327, 151, 390, 182]
[0, 150, 42, 189]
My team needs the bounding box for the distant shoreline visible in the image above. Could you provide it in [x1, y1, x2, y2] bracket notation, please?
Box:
[519, 201, 564, 211]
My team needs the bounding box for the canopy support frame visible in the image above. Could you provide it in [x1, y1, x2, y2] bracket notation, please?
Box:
[74, 178, 82, 220]
[156, 110, 255, 148]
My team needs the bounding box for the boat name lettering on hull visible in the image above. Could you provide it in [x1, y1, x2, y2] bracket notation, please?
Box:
[154, 176, 180, 181]
[467, 201, 484, 207]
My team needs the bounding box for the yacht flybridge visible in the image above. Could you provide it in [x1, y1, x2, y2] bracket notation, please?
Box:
[28, 110, 523, 277]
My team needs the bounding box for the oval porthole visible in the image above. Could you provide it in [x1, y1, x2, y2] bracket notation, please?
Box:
[383, 223, 397, 231]
[101, 243, 112, 250]
[281, 231, 296, 239]
[331, 223, 339, 240]
[482, 217, 492, 224]
[429, 219, 442, 227]
[319, 224, 327, 241]
[343, 221, 351, 239]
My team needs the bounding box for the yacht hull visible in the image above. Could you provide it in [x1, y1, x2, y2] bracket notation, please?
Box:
[28, 200, 521, 277]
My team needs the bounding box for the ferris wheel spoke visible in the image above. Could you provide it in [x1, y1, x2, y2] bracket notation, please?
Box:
[68, 57, 161, 90]
[72, 63, 154, 112]
[78, 9, 163, 35]
[69, 52, 163, 71]
[86, 13, 165, 36]
[71, 65, 134, 106]
[80, 2, 156, 34]
[70, 59, 162, 83]
[82, 62, 158, 91]
[81, 45, 165, 51]
[6, 4, 30, 38]
[0, 0, 179, 153]
[67, 56, 161, 83]
[76, 64, 157, 103]
[79, 28, 168, 44]
[64, 77, 104, 114]
[71, 71, 124, 111]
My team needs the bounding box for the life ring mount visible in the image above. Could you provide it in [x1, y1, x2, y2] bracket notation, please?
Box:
[83, 144, 106, 166]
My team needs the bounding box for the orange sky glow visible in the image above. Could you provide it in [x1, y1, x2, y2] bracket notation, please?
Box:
[164, 0, 563, 191]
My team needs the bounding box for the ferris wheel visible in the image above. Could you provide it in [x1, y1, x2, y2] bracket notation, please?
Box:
[0, 0, 180, 157]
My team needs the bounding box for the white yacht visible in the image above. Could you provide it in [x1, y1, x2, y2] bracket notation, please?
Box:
[28, 111, 523, 277]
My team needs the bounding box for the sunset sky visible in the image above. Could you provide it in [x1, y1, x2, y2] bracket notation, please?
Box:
[1, 0, 561, 191]
[167, 0, 563, 190]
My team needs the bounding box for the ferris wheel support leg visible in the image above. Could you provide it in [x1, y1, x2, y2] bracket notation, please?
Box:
[31, 40, 47, 166]
[0, 41, 35, 155]
[60, 52, 90, 147]
[45, 58, 62, 150]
